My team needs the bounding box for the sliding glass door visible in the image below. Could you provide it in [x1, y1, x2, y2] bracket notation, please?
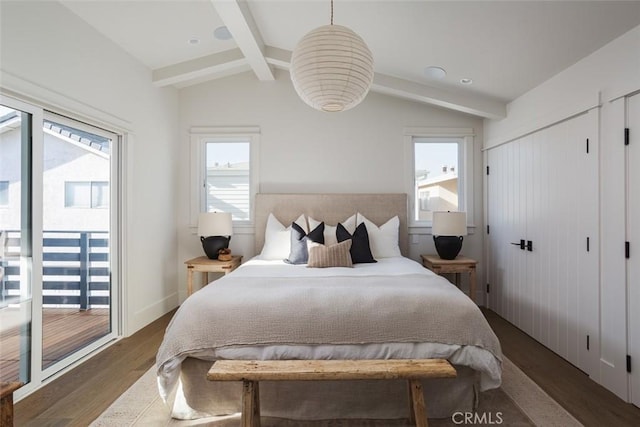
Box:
[40, 113, 118, 376]
[0, 103, 36, 385]
[0, 96, 119, 394]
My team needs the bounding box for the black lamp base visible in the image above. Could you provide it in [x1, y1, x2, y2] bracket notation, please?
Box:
[433, 236, 463, 260]
[200, 236, 231, 259]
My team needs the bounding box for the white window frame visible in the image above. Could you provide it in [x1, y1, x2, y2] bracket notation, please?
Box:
[404, 127, 475, 231]
[190, 127, 260, 234]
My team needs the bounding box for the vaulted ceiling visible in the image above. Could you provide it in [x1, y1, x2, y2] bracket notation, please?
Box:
[60, 0, 640, 119]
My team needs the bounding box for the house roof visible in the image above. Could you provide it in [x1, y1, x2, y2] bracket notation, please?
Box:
[43, 121, 110, 154]
[0, 106, 110, 155]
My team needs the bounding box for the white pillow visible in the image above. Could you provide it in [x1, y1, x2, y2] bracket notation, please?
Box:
[259, 213, 307, 260]
[309, 214, 356, 246]
[356, 213, 401, 258]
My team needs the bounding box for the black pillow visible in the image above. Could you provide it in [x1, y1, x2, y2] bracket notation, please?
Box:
[285, 222, 325, 264]
[336, 222, 377, 264]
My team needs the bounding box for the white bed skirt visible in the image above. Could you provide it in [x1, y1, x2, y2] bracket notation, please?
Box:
[171, 357, 478, 420]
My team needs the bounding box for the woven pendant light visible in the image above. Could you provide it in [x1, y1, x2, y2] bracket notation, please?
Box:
[290, 1, 374, 112]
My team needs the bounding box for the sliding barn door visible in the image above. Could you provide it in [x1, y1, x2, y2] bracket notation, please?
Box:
[628, 93, 640, 407]
[486, 110, 599, 377]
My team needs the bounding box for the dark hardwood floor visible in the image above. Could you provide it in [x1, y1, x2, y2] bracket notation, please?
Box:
[14, 308, 640, 426]
[14, 309, 175, 427]
[483, 309, 640, 426]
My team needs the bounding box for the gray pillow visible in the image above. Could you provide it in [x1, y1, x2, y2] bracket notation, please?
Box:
[284, 222, 324, 264]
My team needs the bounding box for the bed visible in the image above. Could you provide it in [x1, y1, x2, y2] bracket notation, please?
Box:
[157, 193, 502, 421]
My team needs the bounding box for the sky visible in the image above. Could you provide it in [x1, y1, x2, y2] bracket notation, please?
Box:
[206, 138, 459, 177]
[206, 141, 249, 167]
[414, 139, 459, 179]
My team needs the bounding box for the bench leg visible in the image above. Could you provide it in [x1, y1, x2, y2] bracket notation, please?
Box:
[1, 393, 14, 427]
[408, 379, 428, 427]
[241, 380, 261, 427]
[407, 381, 415, 424]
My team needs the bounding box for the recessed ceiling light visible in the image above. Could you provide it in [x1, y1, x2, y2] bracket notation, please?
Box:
[188, 38, 200, 45]
[424, 66, 446, 79]
[460, 78, 473, 85]
[214, 26, 233, 41]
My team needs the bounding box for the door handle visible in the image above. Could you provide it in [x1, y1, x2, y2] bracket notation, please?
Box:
[527, 240, 533, 251]
[510, 239, 525, 250]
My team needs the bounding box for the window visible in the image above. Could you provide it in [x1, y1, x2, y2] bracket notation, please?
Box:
[64, 181, 109, 208]
[404, 128, 474, 227]
[205, 140, 250, 220]
[190, 127, 259, 226]
[414, 139, 460, 222]
[0, 181, 8, 206]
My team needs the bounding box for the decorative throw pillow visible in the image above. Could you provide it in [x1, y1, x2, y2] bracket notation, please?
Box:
[336, 222, 377, 264]
[307, 240, 353, 268]
[356, 214, 401, 258]
[259, 213, 307, 260]
[285, 222, 325, 264]
[309, 214, 356, 246]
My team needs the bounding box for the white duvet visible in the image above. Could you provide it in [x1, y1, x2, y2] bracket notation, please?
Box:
[157, 256, 502, 411]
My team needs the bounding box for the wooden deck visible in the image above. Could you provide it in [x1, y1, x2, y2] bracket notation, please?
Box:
[0, 308, 110, 382]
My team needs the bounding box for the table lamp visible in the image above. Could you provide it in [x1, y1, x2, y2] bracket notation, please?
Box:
[198, 212, 233, 259]
[432, 211, 467, 260]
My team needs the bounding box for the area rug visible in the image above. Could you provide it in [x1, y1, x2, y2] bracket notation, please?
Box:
[91, 358, 582, 426]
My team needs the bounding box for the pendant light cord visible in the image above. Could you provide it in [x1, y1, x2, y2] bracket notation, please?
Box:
[331, 0, 334, 25]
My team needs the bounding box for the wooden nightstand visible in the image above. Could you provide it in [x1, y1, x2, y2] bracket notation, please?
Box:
[421, 255, 477, 303]
[184, 255, 242, 296]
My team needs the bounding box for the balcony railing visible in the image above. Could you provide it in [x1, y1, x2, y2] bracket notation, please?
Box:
[0, 230, 110, 310]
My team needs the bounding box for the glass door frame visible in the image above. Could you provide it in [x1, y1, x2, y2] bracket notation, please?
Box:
[1, 94, 120, 399]
[39, 111, 120, 382]
[1, 94, 44, 396]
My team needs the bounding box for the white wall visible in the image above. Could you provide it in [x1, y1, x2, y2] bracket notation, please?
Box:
[483, 24, 640, 400]
[485, 25, 640, 149]
[0, 1, 180, 335]
[178, 70, 486, 302]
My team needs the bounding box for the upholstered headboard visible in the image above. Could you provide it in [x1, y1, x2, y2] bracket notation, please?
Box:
[254, 193, 409, 256]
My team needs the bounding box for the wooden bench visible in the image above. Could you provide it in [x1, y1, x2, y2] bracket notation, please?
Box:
[207, 359, 457, 427]
[1, 382, 23, 427]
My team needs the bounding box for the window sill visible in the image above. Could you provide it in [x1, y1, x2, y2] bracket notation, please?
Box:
[189, 224, 255, 235]
[409, 224, 477, 235]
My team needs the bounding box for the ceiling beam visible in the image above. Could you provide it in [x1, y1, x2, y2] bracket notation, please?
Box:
[264, 46, 505, 119]
[152, 49, 247, 87]
[371, 74, 506, 120]
[211, 0, 274, 81]
[152, 43, 505, 119]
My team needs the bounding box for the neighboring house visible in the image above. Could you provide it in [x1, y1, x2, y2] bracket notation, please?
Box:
[1, 114, 111, 307]
[416, 166, 458, 221]
[0, 114, 110, 233]
[207, 161, 249, 221]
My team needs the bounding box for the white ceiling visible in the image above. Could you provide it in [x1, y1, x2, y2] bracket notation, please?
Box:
[60, 0, 640, 118]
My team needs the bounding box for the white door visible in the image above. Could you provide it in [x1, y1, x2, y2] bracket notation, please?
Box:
[628, 93, 640, 407]
[486, 111, 599, 379]
[486, 139, 528, 324]
[575, 109, 600, 377]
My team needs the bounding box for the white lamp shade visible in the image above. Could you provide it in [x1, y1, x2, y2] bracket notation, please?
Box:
[432, 211, 467, 236]
[290, 24, 374, 112]
[198, 212, 233, 237]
